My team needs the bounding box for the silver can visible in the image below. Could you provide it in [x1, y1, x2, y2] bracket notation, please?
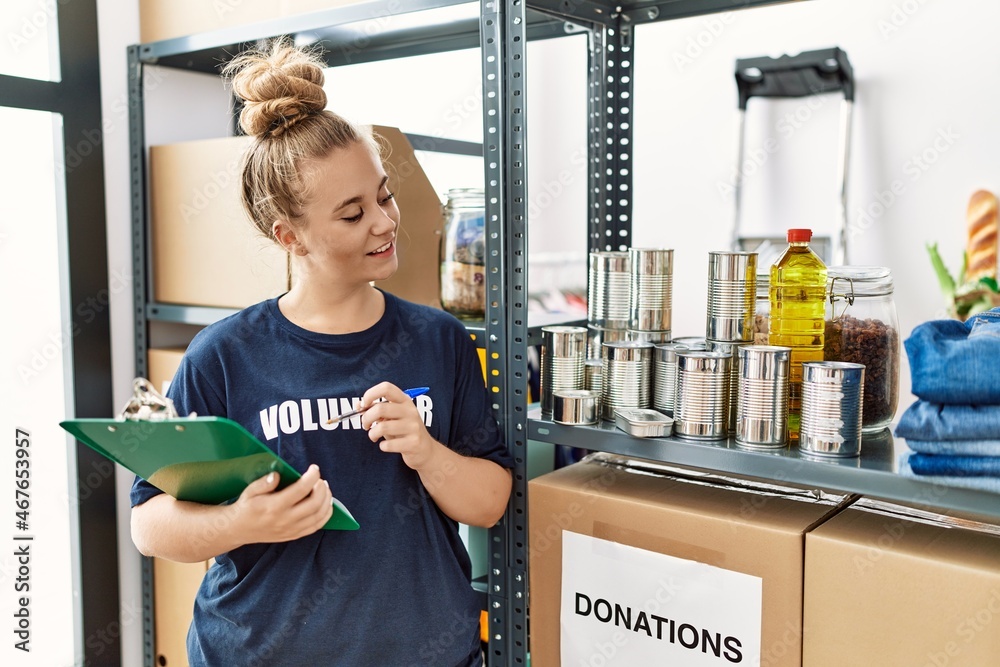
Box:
[674, 350, 730, 440]
[600, 340, 654, 421]
[588, 251, 631, 329]
[707, 339, 748, 432]
[652, 342, 685, 417]
[627, 329, 672, 344]
[629, 248, 673, 332]
[799, 361, 865, 457]
[540, 326, 587, 418]
[706, 251, 757, 342]
[671, 336, 708, 350]
[585, 358, 603, 395]
[588, 325, 629, 360]
[735, 345, 791, 449]
[553, 389, 600, 425]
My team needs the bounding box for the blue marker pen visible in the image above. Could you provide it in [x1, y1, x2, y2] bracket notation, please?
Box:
[325, 387, 430, 425]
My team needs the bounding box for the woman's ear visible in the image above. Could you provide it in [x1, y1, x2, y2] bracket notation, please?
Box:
[272, 220, 307, 256]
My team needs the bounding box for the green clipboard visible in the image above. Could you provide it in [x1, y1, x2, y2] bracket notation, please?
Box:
[60, 416, 358, 531]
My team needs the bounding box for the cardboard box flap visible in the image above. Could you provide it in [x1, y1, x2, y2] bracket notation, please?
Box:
[850, 497, 1000, 537]
[810, 507, 1000, 572]
[535, 457, 848, 535]
[584, 452, 849, 508]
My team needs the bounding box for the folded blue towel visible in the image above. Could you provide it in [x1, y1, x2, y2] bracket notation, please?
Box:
[908, 453, 1000, 477]
[899, 454, 1000, 494]
[895, 400, 1000, 441]
[903, 438, 1000, 456]
[905, 308, 1000, 404]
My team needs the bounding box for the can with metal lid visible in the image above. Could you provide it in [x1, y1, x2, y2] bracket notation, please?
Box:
[800, 360, 865, 457]
[674, 350, 730, 440]
[600, 340, 654, 421]
[540, 325, 587, 418]
[735, 345, 791, 449]
[553, 389, 600, 425]
[706, 250, 757, 342]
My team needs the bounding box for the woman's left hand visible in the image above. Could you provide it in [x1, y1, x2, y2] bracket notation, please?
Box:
[359, 382, 437, 470]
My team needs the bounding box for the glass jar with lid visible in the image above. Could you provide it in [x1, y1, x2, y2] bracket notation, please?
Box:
[823, 266, 900, 432]
[440, 188, 486, 319]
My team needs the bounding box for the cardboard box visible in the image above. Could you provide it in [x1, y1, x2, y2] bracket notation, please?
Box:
[140, 1, 363, 44]
[528, 455, 848, 667]
[803, 500, 1000, 666]
[152, 126, 443, 311]
[150, 136, 290, 309]
[147, 347, 187, 396]
[147, 346, 211, 667]
[154, 558, 209, 667]
[369, 125, 444, 309]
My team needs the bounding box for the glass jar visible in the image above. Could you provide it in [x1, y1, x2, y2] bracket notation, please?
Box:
[440, 188, 486, 319]
[753, 272, 770, 345]
[824, 266, 900, 433]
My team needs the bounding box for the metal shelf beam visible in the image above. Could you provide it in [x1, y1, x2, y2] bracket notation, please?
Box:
[137, 0, 574, 73]
[529, 415, 1000, 522]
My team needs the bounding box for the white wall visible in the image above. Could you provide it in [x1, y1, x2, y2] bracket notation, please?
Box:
[630, 0, 1000, 413]
[94, 0, 143, 665]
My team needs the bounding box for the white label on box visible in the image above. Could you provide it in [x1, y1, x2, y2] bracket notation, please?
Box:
[561, 531, 762, 666]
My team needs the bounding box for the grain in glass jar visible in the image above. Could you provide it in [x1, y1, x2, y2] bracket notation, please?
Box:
[440, 188, 486, 319]
[824, 266, 900, 433]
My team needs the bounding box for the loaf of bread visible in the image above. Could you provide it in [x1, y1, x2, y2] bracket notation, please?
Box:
[966, 189, 998, 281]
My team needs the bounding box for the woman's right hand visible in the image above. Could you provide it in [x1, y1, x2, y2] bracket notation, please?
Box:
[231, 464, 333, 544]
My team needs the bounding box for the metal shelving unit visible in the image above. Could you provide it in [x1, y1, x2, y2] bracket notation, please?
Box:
[128, 2, 583, 665]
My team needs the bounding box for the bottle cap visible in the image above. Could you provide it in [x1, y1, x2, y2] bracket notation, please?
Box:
[787, 228, 812, 243]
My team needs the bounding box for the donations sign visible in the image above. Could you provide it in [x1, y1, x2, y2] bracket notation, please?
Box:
[561, 531, 762, 666]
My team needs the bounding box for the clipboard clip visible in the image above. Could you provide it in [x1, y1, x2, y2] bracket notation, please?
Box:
[117, 377, 180, 422]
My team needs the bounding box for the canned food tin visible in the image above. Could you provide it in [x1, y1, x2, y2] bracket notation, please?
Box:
[589, 251, 631, 329]
[601, 340, 654, 421]
[800, 361, 865, 457]
[706, 251, 757, 342]
[553, 389, 600, 426]
[674, 350, 730, 440]
[735, 345, 791, 449]
[540, 326, 587, 418]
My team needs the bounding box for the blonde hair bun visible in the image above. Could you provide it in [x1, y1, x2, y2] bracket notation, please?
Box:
[225, 40, 328, 138]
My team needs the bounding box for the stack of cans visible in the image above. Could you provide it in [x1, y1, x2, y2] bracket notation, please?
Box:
[735, 345, 791, 449]
[540, 326, 587, 419]
[800, 361, 865, 458]
[588, 251, 631, 358]
[628, 248, 673, 344]
[600, 340, 653, 421]
[705, 251, 758, 432]
[674, 350, 731, 440]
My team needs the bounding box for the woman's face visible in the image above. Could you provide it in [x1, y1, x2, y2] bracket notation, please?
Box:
[286, 141, 400, 287]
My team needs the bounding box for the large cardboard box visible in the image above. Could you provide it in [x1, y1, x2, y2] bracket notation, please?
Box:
[147, 347, 187, 396]
[803, 500, 1000, 666]
[528, 455, 848, 667]
[152, 126, 443, 311]
[140, 1, 364, 44]
[150, 136, 290, 309]
[146, 347, 211, 667]
[154, 559, 209, 667]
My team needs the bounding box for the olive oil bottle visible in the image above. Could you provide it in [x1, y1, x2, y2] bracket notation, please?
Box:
[768, 229, 827, 441]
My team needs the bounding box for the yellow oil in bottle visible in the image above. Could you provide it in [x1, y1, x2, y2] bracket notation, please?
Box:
[768, 229, 827, 441]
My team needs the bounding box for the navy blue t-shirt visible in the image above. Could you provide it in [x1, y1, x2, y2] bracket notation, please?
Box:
[130, 292, 512, 667]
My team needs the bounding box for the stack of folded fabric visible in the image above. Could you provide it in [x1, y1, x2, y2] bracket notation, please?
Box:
[895, 308, 1000, 493]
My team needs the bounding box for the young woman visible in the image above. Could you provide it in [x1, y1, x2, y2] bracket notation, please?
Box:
[130, 41, 513, 667]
